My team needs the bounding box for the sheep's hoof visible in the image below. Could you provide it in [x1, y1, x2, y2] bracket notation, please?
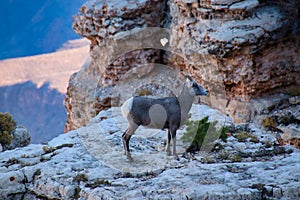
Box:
[173, 154, 179, 161]
[127, 155, 134, 162]
[125, 152, 134, 162]
[166, 150, 172, 156]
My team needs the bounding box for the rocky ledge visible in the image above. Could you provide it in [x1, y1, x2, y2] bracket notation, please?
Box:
[1, 105, 300, 199]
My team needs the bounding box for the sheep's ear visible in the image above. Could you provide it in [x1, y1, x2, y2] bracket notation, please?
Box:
[181, 71, 193, 81]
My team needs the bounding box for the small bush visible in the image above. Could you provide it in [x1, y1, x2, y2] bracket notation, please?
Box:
[182, 116, 227, 153]
[0, 112, 17, 147]
[234, 131, 259, 143]
[42, 146, 55, 154]
[262, 116, 276, 129]
[73, 173, 88, 182]
[202, 156, 216, 164]
[218, 151, 230, 160]
[137, 88, 152, 96]
[0, 131, 12, 147]
[230, 154, 242, 162]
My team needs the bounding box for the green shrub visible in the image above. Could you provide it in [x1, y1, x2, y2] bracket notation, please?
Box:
[0, 112, 17, 146]
[73, 173, 88, 182]
[262, 116, 276, 129]
[42, 146, 55, 154]
[137, 88, 152, 96]
[182, 116, 227, 153]
[230, 154, 242, 162]
[234, 131, 259, 143]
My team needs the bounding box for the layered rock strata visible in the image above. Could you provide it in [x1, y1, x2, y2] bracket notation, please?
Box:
[65, 0, 300, 131]
[169, 0, 300, 122]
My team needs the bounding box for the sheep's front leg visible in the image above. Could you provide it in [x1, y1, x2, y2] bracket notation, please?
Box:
[170, 127, 179, 160]
[165, 129, 172, 156]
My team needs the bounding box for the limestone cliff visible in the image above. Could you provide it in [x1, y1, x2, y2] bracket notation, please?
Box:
[64, 0, 300, 131]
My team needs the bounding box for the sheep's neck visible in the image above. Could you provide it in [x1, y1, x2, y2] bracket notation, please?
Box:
[178, 85, 194, 117]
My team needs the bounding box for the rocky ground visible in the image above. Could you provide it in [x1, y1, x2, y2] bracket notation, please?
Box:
[1, 104, 300, 199]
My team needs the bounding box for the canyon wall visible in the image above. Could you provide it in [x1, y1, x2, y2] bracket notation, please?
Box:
[65, 0, 300, 132]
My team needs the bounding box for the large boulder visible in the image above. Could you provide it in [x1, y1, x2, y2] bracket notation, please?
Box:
[7, 127, 31, 150]
[2, 127, 31, 151]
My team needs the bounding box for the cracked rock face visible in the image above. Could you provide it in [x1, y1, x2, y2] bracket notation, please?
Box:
[64, 0, 300, 131]
[169, 0, 300, 122]
[72, 0, 165, 48]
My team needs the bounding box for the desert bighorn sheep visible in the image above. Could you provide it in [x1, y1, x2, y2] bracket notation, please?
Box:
[121, 74, 208, 161]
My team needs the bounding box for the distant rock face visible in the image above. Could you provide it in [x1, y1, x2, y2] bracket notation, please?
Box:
[64, 0, 300, 131]
[0, 82, 66, 144]
[0, 39, 89, 143]
[0, 0, 86, 59]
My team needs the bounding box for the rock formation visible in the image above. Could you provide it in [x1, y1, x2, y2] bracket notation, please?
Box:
[0, 126, 30, 152]
[6, 127, 31, 151]
[64, 0, 300, 131]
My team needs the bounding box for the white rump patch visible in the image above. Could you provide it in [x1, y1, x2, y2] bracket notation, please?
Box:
[121, 97, 133, 118]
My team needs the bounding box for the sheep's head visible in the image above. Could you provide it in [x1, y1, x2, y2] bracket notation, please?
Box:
[182, 72, 208, 96]
[191, 80, 208, 96]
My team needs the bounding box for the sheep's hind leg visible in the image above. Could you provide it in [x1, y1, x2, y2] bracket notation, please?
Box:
[170, 127, 179, 160]
[122, 133, 133, 162]
[122, 125, 138, 162]
[165, 129, 172, 156]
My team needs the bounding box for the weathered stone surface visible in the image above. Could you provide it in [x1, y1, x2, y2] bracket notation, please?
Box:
[1, 105, 300, 199]
[210, 0, 241, 5]
[229, 0, 259, 11]
[7, 127, 31, 150]
[2, 126, 31, 151]
[65, 0, 300, 130]
[72, 0, 166, 47]
[289, 96, 300, 105]
[168, 0, 300, 122]
[260, 102, 300, 149]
